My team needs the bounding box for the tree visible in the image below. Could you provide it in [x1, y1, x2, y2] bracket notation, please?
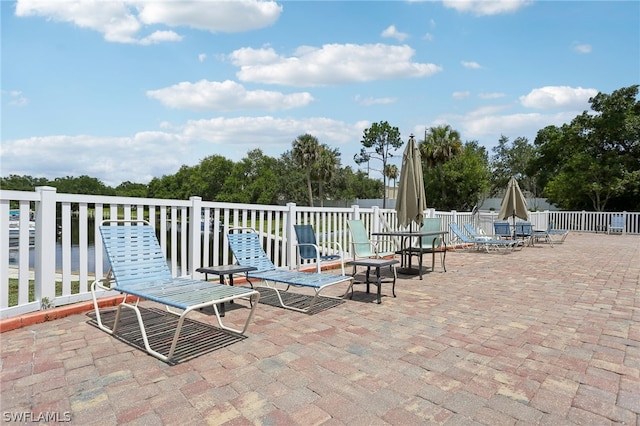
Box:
[490, 135, 538, 199]
[292, 134, 321, 206]
[420, 125, 463, 203]
[532, 85, 640, 211]
[0, 175, 49, 191]
[312, 145, 340, 207]
[49, 175, 113, 196]
[194, 155, 234, 201]
[422, 141, 490, 210]
[219, 149, 281, 205]
[421, 125, 462, 167]
[114, 181, 148, 198]
[384, 164, 399, 194]
[354, 121, 403, 208]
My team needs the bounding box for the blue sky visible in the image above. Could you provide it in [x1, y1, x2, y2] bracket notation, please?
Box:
[2, 0, 638, 187]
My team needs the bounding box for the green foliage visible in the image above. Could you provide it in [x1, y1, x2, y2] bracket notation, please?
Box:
[532, 85, 640, 211]
[423, 141, 490, 210]
[115, 181, 148, 198]
[0, 174, 49, 191]
[355, 121, 403, 208]
[490, 135, 539, 198]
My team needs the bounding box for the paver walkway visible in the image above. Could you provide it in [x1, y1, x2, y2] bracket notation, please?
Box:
[1, 232, 639, 425]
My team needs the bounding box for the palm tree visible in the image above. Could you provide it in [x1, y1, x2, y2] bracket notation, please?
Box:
[421, 125, 462, 167]
[292, 133, 321, 206]
[384, 164, 399, 198]
[312, 146, 340, 207]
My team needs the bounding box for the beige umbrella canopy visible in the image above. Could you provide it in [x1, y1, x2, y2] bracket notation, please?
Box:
[395, 134, 427, 229]
[498, 176, 529, 236]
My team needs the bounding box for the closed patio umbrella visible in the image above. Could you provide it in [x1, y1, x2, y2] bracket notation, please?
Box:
[498, 176, 528, 238]
[395, 134, 427, 229]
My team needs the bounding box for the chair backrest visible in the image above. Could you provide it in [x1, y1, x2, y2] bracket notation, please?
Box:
[515, 222, 532, 236]
[494, 222, 511, 238]
[293, 224, 318, 260]
[449, 222, 473, 243]
[420, 218, 442, 248]
[611, 215, 624, 228]
[463, 223, 482, 238]
[227, 228, 277, 273]
[99, 221, 172, 288]
[347, 219, 376, 258]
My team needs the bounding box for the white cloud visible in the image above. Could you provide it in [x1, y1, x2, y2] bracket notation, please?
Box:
[14, 0, 281, 44]
[0, 116, 365, 186]
[519, 86, 597, 109]
[230, 43, 443, 87]
[355, 95, 398, 106]
[478, 92, 506, 99]
[3, 90, 29, 107]
[146, 80, 314, 111]
[136, 0, 282, 33]
[452, 91, 471, 99]
[461, 60, 482, 69]
[381, 25, 409, 42]
[198, 53, 207, 63]
[573, 43, 592, 54]
[442, 0, 533, 16]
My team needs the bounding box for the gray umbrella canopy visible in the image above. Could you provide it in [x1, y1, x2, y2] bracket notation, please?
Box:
[498, 176, 529, 223]
[395, 135, 427, 229]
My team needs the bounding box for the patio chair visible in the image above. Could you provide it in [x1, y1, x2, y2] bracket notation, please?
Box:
[401, 217, 446, 272]
[227, 228, 353, 313]
[493, 222, 512, 239]
[464, 223, 493, 241]
[515, 221, 533, 246]
[608, 215, 625, 234]
[449, 222, 521, 252]
[346, 219, 396, 260]
[91, 220, 260, 363]
[293, 224, 345, 275]
[531, 222, 554, 247]
[548, 221, 569, 242]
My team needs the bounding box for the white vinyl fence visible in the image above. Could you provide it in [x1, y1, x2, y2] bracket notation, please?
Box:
[2, 187, 638, 319]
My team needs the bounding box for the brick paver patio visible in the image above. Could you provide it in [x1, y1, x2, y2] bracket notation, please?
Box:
[1, 232, 639, 425]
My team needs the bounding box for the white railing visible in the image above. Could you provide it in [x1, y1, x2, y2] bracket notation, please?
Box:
[1, 187, 638, 319]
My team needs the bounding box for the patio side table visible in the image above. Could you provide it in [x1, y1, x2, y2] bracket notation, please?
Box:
[346, 258, 399, 304]
[196, 265, 257, 315]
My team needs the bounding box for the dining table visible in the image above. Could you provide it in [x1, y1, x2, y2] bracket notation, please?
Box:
[372, 230, 447, 280]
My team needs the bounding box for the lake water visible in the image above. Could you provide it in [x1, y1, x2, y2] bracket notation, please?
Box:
[8, 242, 111, 272]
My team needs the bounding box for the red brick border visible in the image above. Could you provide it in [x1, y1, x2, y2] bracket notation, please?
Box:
[0, 295, 138, 333]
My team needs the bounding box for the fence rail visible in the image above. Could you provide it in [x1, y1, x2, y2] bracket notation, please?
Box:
[2, 187, 638, 319]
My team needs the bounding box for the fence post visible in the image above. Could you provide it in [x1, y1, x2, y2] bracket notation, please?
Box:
[286, 203, 297, 270]
[34, 186, 57, 306]
[189, 196, 202, 278]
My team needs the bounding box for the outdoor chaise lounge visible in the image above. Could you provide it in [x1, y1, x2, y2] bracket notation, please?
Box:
[91, 220, 260, 363]
[449, 222, 522, 252]
[548, 221, 569, 242]
[608, 215, 625, 234]
[227, 227, 353, 313]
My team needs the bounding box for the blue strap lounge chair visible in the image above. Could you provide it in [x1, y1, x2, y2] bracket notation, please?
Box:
[91, 220, 260, 363]
[515, 222, 534, 246]
[493, 222, 512, 239]
[449, 222, 521, 252]
[227, 228, 353, 313]
[464, 223, 493, 241]
[548, 221, 569, 242]
[608, 215, 625, 234]
[293, 224, 345, 275]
